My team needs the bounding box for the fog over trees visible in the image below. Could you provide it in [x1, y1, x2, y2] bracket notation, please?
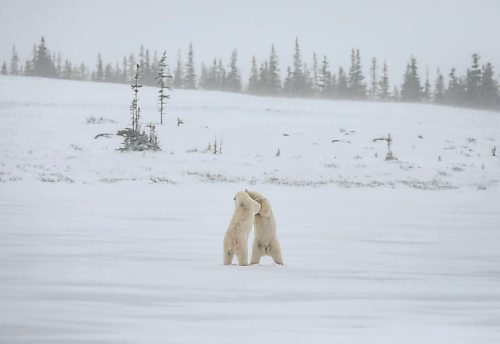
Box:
[2, 36, 499, 111]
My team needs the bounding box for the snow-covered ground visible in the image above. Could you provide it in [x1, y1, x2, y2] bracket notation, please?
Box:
[1, 75, 499, 343]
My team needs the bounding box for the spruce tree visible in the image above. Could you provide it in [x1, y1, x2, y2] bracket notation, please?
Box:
[184, 43, 196, 89]
[318, 55, 333, 98]
[1, 62, 7, 75]
[62, 60, 72, 79]
[401, 56, 422, 102]
[348, 49, 366, 99]
[78, 63, 87, 81]
[103, 63, 113, 82]
[127, 54, 136, 79]
[479, 62, 498, 108]
[446, 68, 466, 106]
[434, 68, 445, 103]
[226, 49, 241, 92]
[465, 53, 482, 107]
[56, 53, 62, 78]
[199, 63, 209, 89]
[94, 53, 104, 82]
[392, 86, 400, 101]
[369, 57, 378, 99]
[312, 52, 319, 96]
[122, 57, 128, 83]
[337, 67, 349, 98]
[157, 51, 172, 124]
[216, 59, 226, 90]
[378, 61, 390, 100]
[258, 61, 270, 94]
[268, 45, 281, 95]
[10, 45, 19, 75]
[422, 68, 431, 102]
[289, 37, 306, 96]
[248, 56, 259, 94]
[33, 37, 57, 77]
[283, 66, 293, 94]
[173, 50, 184, 89]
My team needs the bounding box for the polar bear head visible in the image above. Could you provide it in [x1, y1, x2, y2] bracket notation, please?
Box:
[234, 190, 261, 214]
[245, 190, 272, 218]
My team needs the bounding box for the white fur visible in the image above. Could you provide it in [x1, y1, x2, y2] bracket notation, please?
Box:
[246, 190, 284, 265]
[223, 191, 261, 266]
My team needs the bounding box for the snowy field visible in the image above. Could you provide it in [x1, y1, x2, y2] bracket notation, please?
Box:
[1, 75, 500, 343]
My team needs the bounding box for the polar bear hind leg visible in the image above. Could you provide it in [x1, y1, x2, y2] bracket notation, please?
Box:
[269, 239, 284, 265]
[236, 246, 249, 266]
[250, 240, 265, 264]
[223, 245, 234, 265]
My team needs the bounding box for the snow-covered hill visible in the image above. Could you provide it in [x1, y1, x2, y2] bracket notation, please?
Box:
[0, 75, 499, 189]
[1, 76, 499, 343]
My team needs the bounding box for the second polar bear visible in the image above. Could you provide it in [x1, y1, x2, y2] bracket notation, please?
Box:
[246, 190, 284, 265]
[223, 191, 261, 266]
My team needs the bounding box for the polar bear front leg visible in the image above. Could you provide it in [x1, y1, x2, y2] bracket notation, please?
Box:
[250, 240, 264, 264]
[223, 241, 234, 265]
[269, 239, 284, 265]
[236, 246, 249, 266]
[223, 250, 234, 265]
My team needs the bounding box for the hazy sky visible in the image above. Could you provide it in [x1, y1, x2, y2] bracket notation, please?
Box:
[1, 0, 499, 83]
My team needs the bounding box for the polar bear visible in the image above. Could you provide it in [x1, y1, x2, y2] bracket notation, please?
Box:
[223, 191, 261, 266]
[245, 190, 284, 265]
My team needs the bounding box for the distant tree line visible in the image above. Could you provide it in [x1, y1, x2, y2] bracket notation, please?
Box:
[2, 36, 499, 111]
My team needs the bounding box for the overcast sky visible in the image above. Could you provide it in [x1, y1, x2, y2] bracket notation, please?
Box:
[1, 0, 499, 83]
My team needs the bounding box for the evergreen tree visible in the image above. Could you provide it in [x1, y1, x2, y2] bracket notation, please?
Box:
[303, 62, 314, 96]
[157, 51, 172, 124]
[226, 49, 241, 92]
[56, 53, 62, 78]
[143, 48, 151, 84]
[401, 56, 422, 102]
[62, 60, 72, 79]
[369, 57, 378, 99]
[446, 68, 466, 105]
[199, 63, 209, 89]
[216, 58, 226, 89]
[268, 45, 281, 95]
[94, 53, 104, 82]
[122, 57, 128, 83]
[1, 61, 7, 75]
[285, 37, 308, 96]
[184, 42, 196, 89]
[479, 62, 498, 108]
[392, 86, 400, 101]
[283, 66, 293, 94]
[10, 45, 19, 75]
[465, 53, 482, 107]
[173, 50, 184, 88]
[248, 56, 259, 94]
[312, 52, 319, 96]
[434, 68, 445, 103]
[337, 67, 349, 98]
[422, 68, 431, 102]
[33, 37, 57, 77]
[378, 61, 390, 100]
[348, 49, 366, 99]
[258, 61, 270, 94]
[78, 63, 87, 81]
[127, 54, 136, 82]
[114, 62, 122, 82]
[318, 55, 333, 98]
[103, 63, 114, 82]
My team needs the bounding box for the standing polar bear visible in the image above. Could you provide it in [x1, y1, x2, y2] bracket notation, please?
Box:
[246, 190, 284, 265]
[223, 191, 261, 266]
